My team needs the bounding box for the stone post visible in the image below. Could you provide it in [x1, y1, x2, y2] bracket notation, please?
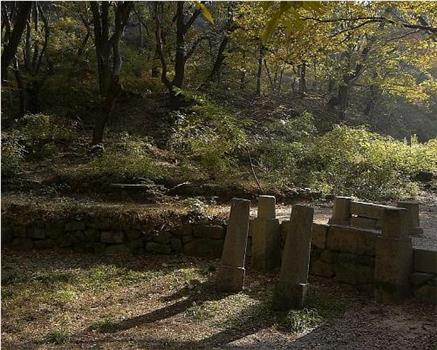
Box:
[251, 195, 280, 271]
[274, 205, 314, 310]
[374, 208, 413, 303]
[329, 196, 352, 225]
[397, 201, 423, 235]
[216, 198, 250, 292]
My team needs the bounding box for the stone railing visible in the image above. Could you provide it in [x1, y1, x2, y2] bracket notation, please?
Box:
[2, 196, 435, 305]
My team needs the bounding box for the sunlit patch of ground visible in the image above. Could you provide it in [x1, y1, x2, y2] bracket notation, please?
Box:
[2, 249, 436, 349]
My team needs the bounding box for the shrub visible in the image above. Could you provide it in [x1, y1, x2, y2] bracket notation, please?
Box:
[169, 96, 247, 179]
[1, 132, 26, 177]
[66, 133, 165, 185]
[256, 120, 437, 200]
[14, 113, 79, 160]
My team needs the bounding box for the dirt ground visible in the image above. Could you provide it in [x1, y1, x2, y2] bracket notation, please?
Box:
[1, 249, 436, 350]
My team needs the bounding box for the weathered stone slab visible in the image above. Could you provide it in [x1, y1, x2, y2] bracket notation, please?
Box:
[65, 221, 86, 232]
[251, 218, 280, 271]
[326, 225, 379, 256]
[183, 239, 223, 258]
[350, 216, 380, 230]
[193, 225, 225, 240]
[153, 231, 172, 244]
[310, 260, 335, 277]
[335, 263, 374, 285]
[101, 231, 124, 244]
[397, 201, 423, 235]
[311, 223, 328, 249]
[329, 197, 352, 225]
[414, 284, 437, 304]
[274, 205, 314, 310]
[105, 244, 131, 256]
[375, 237, 413, 303]
[146, 242, 171, 254]
[170, 238, 183, 252]
[216, 198, 250, 292]
[414, 249, 437, 274]
[257, 195, 276, 219]
[409, 272, 434, 286]
[350, 201, 398, 220]
[30, 228, 46, 240]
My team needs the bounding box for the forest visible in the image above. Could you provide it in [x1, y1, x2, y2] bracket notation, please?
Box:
[1, 2, 437, 349]
[1, 1, 436, 200]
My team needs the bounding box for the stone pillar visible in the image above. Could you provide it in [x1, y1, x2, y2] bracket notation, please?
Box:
[251, 195, 280, 271]
[374, 208, 413, 303]
[216, 198, 250, 292]
[397, 201, 423, 235]
[274, 205, 314, 310]
[329, 196, 352, 225]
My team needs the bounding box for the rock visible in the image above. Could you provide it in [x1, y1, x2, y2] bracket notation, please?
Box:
[193, 224, 225, 239]
[84, 229, 100, 242]
[146, 242, 171, 254]
[153, 231, 172, 244]
[173, 223, 193, 237]
[13, 225, 27, 238]
[184, 239, 224, 258]
[65, 221, 86, 231]
[335, 263, 374, 285]
[93, 242, 107, 254]
[46, 222, 64, 239]
[128, 239, 145, 255]
[409, 272, 434, 286]
[320, 250, 337, 264]
[310, 260, 335, 277]
[105, 244, 131, 256]
[311, 223, 328, 249]
[182, 235, 193, 243]
[34, 239, 55, 249]
[337, 252, 374, 266]
[170, 238, 182, 252]
[125, 229, 141, 241]
[101, 231, 124, 244]
[11, 238, 33, 250]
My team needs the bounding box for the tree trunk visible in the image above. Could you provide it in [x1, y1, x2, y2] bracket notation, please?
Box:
[90, 1, 132, 145]
[337, 84, 349, 121]
[256, 44, 263, 96]
[1, 2, 32, 81]
[173, 2, 185, 89]
[298, 61, 306, 95]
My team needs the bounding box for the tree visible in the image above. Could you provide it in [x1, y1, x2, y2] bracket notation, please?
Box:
[154, 1, 203, 102]
[1, 2, 32, 81]
[89, 1, 133, 145]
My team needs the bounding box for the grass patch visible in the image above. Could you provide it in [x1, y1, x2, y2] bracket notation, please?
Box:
[278, 289, 350, 333]
[44, 329, 70, 345]
[90, 318, 119, 333]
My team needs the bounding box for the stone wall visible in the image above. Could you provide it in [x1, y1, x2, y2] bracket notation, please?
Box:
[307, 223, 377, 293]
[1, 211, 226, 258]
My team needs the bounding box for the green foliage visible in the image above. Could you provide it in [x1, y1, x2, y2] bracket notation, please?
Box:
[1, 132, 26, 177]
[90, 318, 119, 333]
[11, 113, 80, 160]
[169, 97, 247, 179]
[256, 116, 436, 200]
[44, 329, 70, 345]
[70, 133, 165, 184]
